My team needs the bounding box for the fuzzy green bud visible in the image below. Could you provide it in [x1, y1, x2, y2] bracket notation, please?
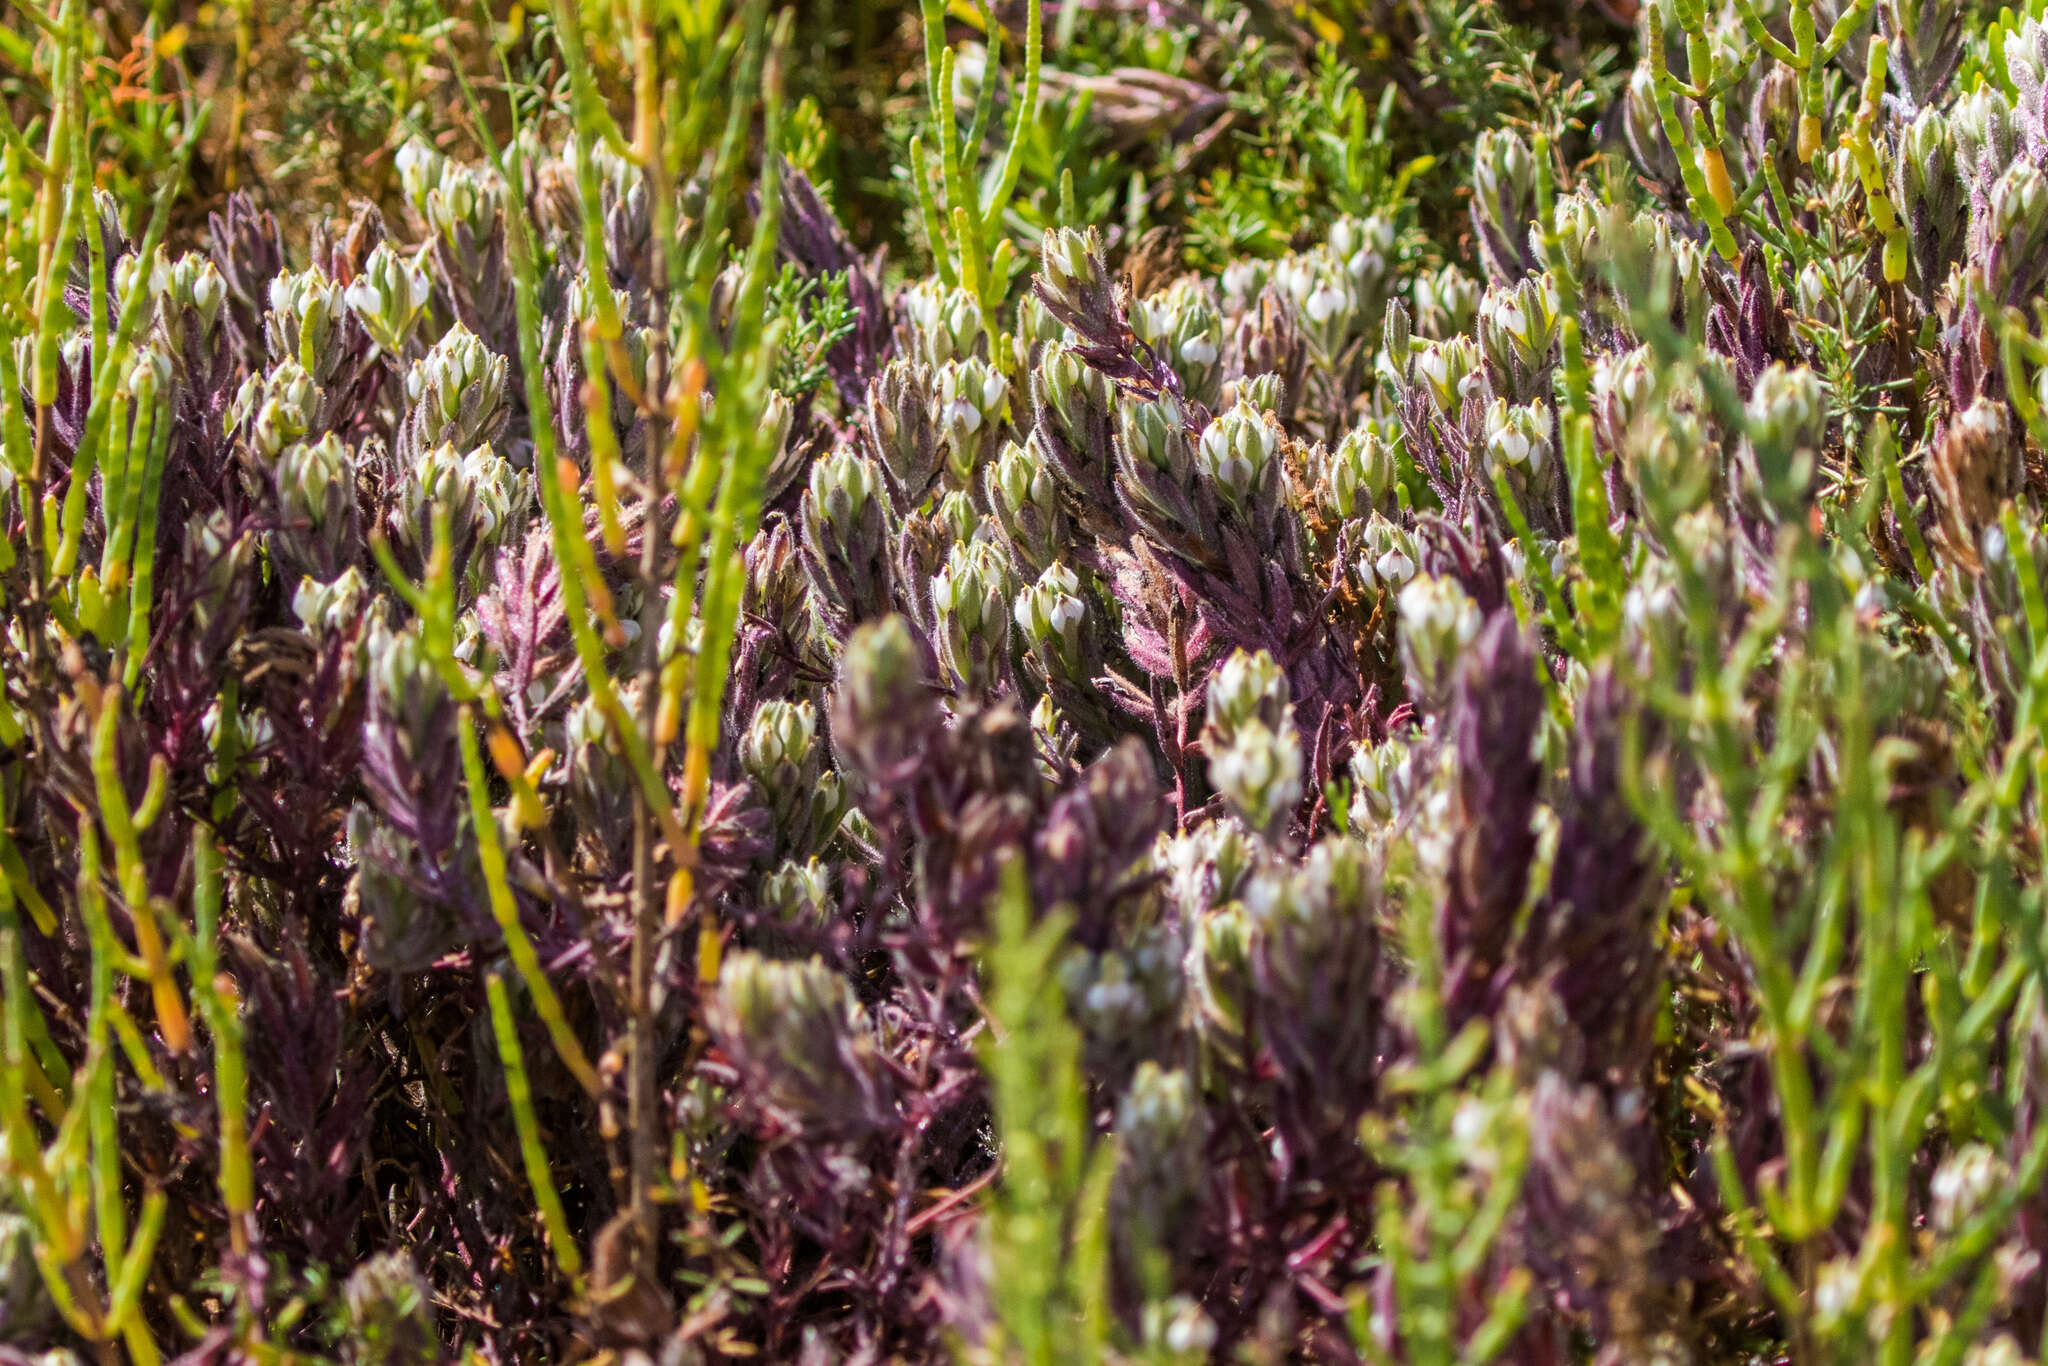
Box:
[1537, 192, 1600, 282]
[707, 952, 887, 1133]
[345, 242, 434, 354]
[741, 698, 819, 779]
[344, 1252, 437, 1366]
[1331, 214, 1397, 291]
[933, 538, 1015, 692]
[810, 445, 880, 531]
[1953, 87, 2018, 194]
[1397, 573, 1481, 701]
[424, 160, 501, 241]
[1205, 647, 1288, 747]
[1232, 372, 1286, 415]
[761, 858, 834, 925]
[1744, 363, 1826, 514]
[398, 442, 520, 571]
[742, 699, 846, 855]
[935, 355, 1008, 484]
[1041, 226, 1102, 294]
[1039, 346, 1118, 469]
[1211, 717, 1304, 841]
[408, 324, 504, 433]
[1411, 264, 1480, 340]
[1160, 817, 1259, 919]
[293, 566, 370, 634]
[1590, 345, 1657, 457]
[902, 280, 984, 364]
[1986, 162, 2048, 283]
[1352, 514, 1419, 593]
[124, 344, 173, 403]
[936, 488, 982, 546]
[1188, 902, 1255, 1053]
[149, 249, 227, 332]
[366, 616, 440, 724]
[1347, 732, 1412, 827]
[1014, 562, 1087, 674]
[231, 359, 320, 460]
[989, 438, 1057, 528]
[1273, 249, 1357, 357]
[1483, 397, 1554, 474]
[275, 431, 355, 557]
[1895, 108, 1952, 207]
[841, 615, 926, 722]
[1472, 127, 1537, 275]
[1039, 343, 1090, 433]
[1478, 275, 1560, 376]
[1014, 290, 1063, 346]
[394, 138, 446, 209]
[1382, 297, 1414, 365]
[1474, 131, 1540, 210]
[1131, 279, 1224, 398]
[1118, 391, 1188, 475]
[1196, 399, 1280, 508]
[1116, 1062, 1210, 1288]
[1327, 424, 1400, 518]
[265, 266, 349, 377]
[1412, 336, 1481, 413]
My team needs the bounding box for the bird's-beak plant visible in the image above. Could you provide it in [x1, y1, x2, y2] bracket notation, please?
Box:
[8, 0, 2048, 1362]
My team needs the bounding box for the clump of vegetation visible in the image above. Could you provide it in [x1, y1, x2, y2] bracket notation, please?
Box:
[5, 0, 2048, 1362]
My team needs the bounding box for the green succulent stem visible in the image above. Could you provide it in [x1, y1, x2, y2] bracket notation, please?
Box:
[1646, 6, 1739, 261]
[486, 971, 586, 1284]
[458, 709, 604, 1098]
[916, 0, 1042, 310]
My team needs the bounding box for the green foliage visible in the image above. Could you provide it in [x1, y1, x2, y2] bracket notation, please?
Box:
[766, 263, 857, 399]
[971, 860, 1120, 1366]
[276, 0, 453, 172]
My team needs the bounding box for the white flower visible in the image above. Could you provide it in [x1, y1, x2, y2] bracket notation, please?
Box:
[1375, 546, 1416, 585]
[1304, 283, 1347, 324]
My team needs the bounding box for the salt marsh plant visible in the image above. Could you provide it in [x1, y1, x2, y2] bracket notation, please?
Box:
[7, 0, 2048, 1362]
